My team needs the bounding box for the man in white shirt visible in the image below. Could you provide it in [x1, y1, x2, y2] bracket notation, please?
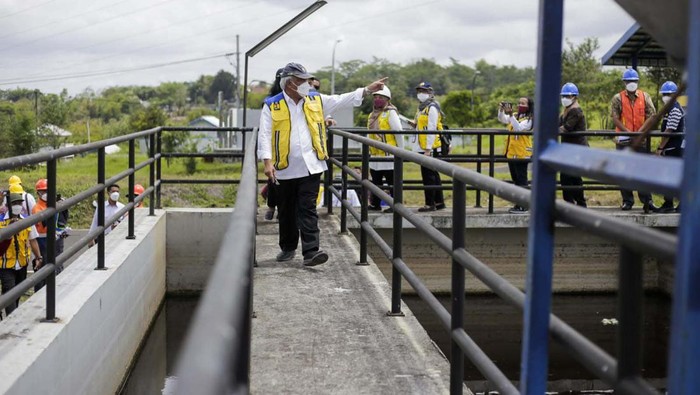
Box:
[89, 183, 125, 247]
[257, 62, 387, 266]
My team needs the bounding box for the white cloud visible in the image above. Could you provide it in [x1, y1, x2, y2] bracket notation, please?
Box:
[0, 0, 635, 95]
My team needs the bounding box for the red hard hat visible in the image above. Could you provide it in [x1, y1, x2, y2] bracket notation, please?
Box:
[134, 184, 145, 195]
[35, 178, 48, 191]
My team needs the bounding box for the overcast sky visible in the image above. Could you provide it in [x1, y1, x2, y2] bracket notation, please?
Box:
[0, 0, 634, 95]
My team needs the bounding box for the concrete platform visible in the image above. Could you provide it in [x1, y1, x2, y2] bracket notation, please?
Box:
[252, 214, 461, 395]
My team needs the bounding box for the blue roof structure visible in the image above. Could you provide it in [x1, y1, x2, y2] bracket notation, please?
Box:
[601, 23, 668, 68]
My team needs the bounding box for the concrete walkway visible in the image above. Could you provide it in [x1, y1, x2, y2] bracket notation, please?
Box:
[251, 214, 459, 395]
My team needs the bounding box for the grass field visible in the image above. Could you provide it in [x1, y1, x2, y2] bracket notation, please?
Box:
[0, 136, 668, 228]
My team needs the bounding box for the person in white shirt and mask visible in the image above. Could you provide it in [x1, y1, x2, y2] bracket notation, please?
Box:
[89, 183, 125, 247]
[257, 62, 387, 266]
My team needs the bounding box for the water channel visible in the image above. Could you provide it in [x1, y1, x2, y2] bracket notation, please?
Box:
[121, 293, 669, 394]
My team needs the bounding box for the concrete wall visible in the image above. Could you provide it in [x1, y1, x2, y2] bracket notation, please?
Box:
[350, 212, 678, 294]
[165, 208, 232, 293]
[0, 209, 166, 395]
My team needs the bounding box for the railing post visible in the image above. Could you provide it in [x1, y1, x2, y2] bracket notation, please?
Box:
[358, 141, 369, 265]
[127, 139, 136, 240]
[451, 180, 466, 394]
[156, 129, 162, 209]
[488, 133, 495, 214]
[388, 156, 404, 316]
[520, 0, 563, 392]
[96, 147, 106, 270]
[326, 129, 334, 215]
[44, 159, 57, 321]
[149, 133, 156, 216]
[340, 136, 349, 233]
[475, 132, 482, 208]
[617, 246, 643, 385]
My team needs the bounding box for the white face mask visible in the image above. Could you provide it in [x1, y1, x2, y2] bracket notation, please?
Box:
[625, 82, 638, 92]
[110, 191, 120, 202]
[661, 96, 672, 104]
[11, 204, 23, 214]
[561, 98, 573, 108]
[416, 93, 430, 102]
[293, 81, 312, 97]
[39, 193, 47, 201]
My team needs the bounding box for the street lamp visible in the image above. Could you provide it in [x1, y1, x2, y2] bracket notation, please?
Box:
[330, 39, 342, 95]
[470, 70, 481, 111]
[242, 0, 328, 127]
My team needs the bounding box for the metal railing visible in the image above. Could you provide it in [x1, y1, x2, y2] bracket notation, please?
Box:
[328, 127, 684, 213]
[173, 128, 258, 395]
[326, 124, 684, 394]
[0, 126, 252, 322]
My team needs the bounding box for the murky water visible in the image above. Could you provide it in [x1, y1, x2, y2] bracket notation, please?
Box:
[122, 294, 669, 394]
[119, 297, 199, 395]
[404, 292, 670, 393]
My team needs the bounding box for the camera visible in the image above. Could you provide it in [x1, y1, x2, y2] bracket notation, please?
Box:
[500, 101, 512, 107]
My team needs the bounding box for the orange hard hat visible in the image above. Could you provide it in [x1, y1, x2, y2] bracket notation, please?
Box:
[134, 184, 145, 195]
[35, 178, 48, 191]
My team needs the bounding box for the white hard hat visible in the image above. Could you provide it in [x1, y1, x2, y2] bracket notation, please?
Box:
[372, 86, 391, 99]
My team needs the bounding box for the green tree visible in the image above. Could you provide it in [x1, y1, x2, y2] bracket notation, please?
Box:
[209, 70, 235, 102]
[128, 105, 167, 133]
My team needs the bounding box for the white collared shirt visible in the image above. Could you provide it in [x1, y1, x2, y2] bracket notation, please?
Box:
[258, 88, 365, 180]
[89, 200, 125, 236]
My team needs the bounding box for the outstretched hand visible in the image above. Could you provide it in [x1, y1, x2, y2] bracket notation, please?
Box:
[365, 77, 389, 94]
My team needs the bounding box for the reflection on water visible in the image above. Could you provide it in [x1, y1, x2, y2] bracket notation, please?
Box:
[120, 297, 199, 395]
[404, 292, 670, 391]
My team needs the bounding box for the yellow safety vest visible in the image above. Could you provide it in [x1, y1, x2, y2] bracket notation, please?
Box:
[415, 103, 443, 150]
[0, 216, 32, 269]
[265, 92, 327, 170]
[367, 110, 398, 156]
[504, 115, 533, 158]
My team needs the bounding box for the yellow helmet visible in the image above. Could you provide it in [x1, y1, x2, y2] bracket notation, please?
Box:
[8, 175, 21, 186]
[9, 184, 24, 194]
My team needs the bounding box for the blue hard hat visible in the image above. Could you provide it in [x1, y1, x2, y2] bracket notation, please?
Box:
[560, 82, 579, 96]
[415, 81, 433, 91]
[660, 81, 678, 94]
[622, 69, 639, 81]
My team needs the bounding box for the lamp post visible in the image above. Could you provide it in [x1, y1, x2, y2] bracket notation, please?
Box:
[470, 70, 481, 111]
[242, 0, 328, 127]
[330, 39, 342, 95]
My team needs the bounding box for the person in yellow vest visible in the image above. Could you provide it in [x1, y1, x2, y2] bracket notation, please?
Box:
[257, 62, 387, 266]
[498, 96, 534, 213]
[367, 86, 404, 213]
[412, 81, 446, 212]
[0, 193, 42, 316]
[610, 68, 658, 213]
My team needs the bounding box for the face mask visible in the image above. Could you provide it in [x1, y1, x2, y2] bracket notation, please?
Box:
[110, 191, 120, 202]
[293, 81, 312, 97]
[11, 205, 23, 214]
[662, 96, 672, 104]
[518, 105, 528, 114]
[416, 93, 430, 102]
[626, 82, 638, 92]
[39, 193, 47, 201]
[373, 97, 387, 108]
[561, 98, 573, 107]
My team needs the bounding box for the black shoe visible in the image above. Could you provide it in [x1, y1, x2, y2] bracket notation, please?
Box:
[383, 208, 393, 213]
[367, 205, 382, 211]
[576, 201, 587, 208]
[435, 203, 447, 210]
[643, 202, 660, 214]
[508, 206, 528, 214]
[264, 208, 275, 220]
[658, 203, 675, 214]
[276, 250, 295, 262]
[418, 205, 436, 212]
[303, 250, 329, 267]
[620, 202, 633, 211]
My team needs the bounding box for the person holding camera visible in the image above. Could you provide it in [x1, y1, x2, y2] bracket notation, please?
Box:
[498, 97, 534, 213]
[0, 193, 42, 316]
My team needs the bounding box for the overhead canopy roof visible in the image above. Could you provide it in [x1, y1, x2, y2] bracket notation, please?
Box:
[601, 23, 668, 68]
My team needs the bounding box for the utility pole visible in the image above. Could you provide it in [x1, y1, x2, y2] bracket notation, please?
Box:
[235, 35, 240, 108]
